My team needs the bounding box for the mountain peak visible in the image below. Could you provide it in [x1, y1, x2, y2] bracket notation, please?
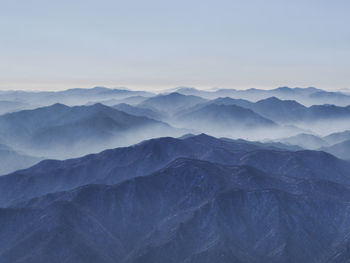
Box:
[183, 133, 218, 144]
[258, 96, 281, 103]
[50, 102, 69, 108]
[89, 102, 110, 109]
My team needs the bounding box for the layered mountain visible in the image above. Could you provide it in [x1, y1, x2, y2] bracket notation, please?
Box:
[195, 96, 306, 124]
[278, 133, 329, 149]
[86, 95, 148, 107]
[192, 96, 350, 126]
[309, 90, 350, 106]
[112, 103, 164, 120]
[174, 104, 276, 137]
[319, 140, 350, 160]
[323, 130, 350, 145]
[0, 100, 33, 115]
[2, 157, 350, 262]
[1, 134, 349, 208]
[277, 131, 350, 159]
[175, 97, 254, 116]
[250, 97, 307, 122]
[175, 86, 322, 100]
[1, 86, 350, 262]
[0, 103, 178, 158]
[307, 104, 350, 120]
[220, 136, 303, 151]
[138, 92, 207, 116]
[0, 87, 154, 106]
[0, 144, 41, 175]
[175, 86, 350, 106]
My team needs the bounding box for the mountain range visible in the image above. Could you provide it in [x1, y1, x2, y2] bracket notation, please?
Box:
[319, 140, 350, 160]
[1, 134, 349, 207]
[190, 96, 350, 125]
[174, 86, 350, 106]
[0, 143, 41, 175]
[174, 103, 276, 137]
[2, 86, 350, 262]
[138, 92, 207, 116]
[112, 103, 164, 120]
[0, 103, 179, 159]
[0, 87, 154, 107]
[1, 134, 350, 262]
[276, 130, 350, 159]
[0, 100, 34, 115]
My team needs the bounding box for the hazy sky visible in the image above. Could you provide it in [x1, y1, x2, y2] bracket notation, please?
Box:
[0, 0, 349, 91]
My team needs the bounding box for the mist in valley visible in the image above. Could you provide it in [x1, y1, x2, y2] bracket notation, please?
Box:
[1, 86, 350, 176]
[2, 0, 350, 261]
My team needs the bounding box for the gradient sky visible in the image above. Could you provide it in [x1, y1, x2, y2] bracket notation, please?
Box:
[0, 0, 349, 91]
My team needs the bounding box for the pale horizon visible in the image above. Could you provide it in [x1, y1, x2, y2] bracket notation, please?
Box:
[1, 0, 349, 92]
[0, 83, 342, 93]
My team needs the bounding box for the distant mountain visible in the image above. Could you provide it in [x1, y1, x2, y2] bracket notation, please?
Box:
[211, 97, 253, 108]
[319, 140, 350, 160]
[323, 130, 350, 145]
[175, 97, 254, 117]
[3, 158, 350, 262]
[0, 103, 178, 158]
[202, 96, 307, 123]
[306, 104, 350, 121]
[278, 133, 329, 149]
[138, 92, 207, 116]
[0, 134, 287, 207]
[2, 86, 350, 108]
[174, 104, 276, 137]
[86, 95, 148, 106]
[191, 96, 350, 125]
[0, 100, 34, 115]
[253, 99, 350, 125]
[0, 144, 41, 175]
[0, 87, 154, 106]
[1, 134, 349, 208]
[1, 87, 350, 263]
[251, 97, 307, 122]
[112, 103, 164, 120]
[175, 86, 322, 99]
[174, 86, 350, 106]
[309, 90, 350, 106]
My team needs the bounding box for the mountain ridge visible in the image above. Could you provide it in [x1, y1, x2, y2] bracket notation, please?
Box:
[2, 158, 350, 262]
[1, 134, 349, 208]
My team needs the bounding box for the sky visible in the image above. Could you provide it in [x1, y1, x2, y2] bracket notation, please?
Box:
[0, 0, 349, 91]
